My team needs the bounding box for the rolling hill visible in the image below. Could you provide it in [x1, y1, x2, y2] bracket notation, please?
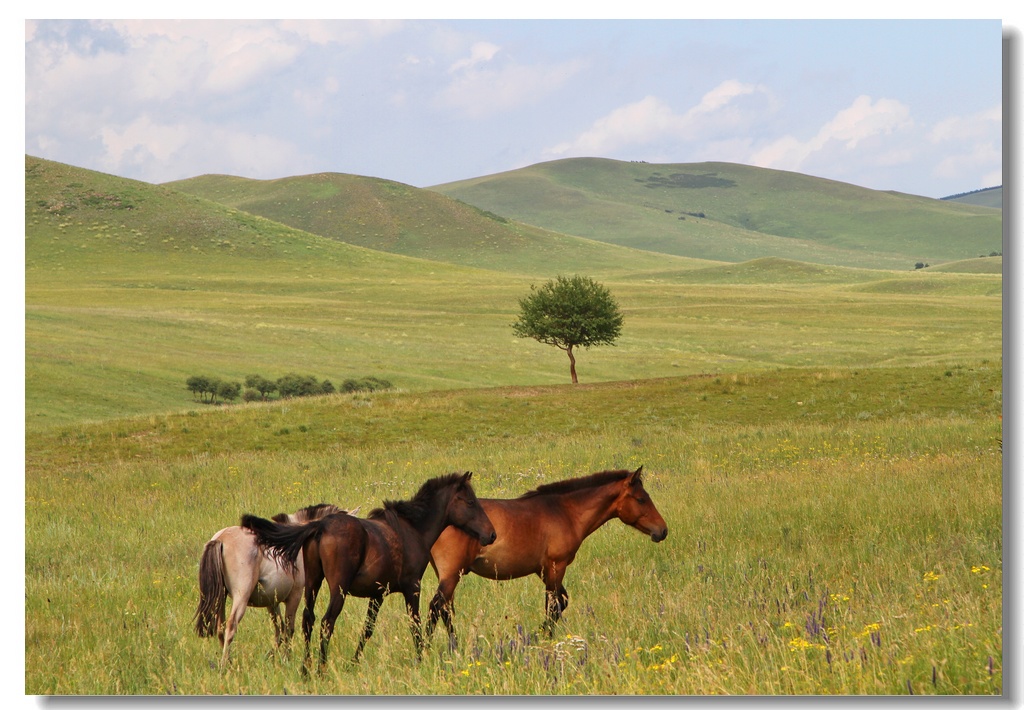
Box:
[164, 171, 710, 276]
[24, 155, 1003, 430]
[431, 158, 1002, 270]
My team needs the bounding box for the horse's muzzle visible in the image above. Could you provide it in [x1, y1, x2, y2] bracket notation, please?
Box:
[650, 528, 668, 543]
[480, 530, 497, 546]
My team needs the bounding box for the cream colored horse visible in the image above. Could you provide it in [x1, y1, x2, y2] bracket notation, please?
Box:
[194, 503, 351, 666]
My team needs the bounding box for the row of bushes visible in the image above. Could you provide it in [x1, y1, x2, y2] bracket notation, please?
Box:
[185, 373, 392, 404]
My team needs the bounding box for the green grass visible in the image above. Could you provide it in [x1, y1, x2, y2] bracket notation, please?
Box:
[432, 158, 1002, 269]
[25, 364, 1002, 695]
[24, 155, 1004, 695]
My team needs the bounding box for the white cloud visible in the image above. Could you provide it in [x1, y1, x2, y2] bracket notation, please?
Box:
[750, 95, 913, 172]
[100, 115, 190, 167]
[932, 142, 1001, 181]
[545, 80, 772, 158]
[449, 41, 500, 72]
[437, 57, 587, 119]
[98, 116, 305, 182]
[928, 104, 1001, 143]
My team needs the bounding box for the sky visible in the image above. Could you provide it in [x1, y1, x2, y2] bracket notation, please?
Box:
[23, 16, 1008, 200]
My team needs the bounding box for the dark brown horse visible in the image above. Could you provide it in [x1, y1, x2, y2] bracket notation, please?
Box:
[241, 472, 496, 669]
[425, 466, 667, 648]
[194, 502, 346, 667]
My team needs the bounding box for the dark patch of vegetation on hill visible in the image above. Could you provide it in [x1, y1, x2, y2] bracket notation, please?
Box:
[34, 185, 138, 216]
[635, 172, 737, 190]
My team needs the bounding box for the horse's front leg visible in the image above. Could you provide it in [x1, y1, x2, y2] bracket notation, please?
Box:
[352, 594, 384, 662]
[542, 563, 570, 636]
[403, 588, 424, 661]
[281, 584, 303, 656]
[426, 576, 460, 652]
[268, 602, 284, 649]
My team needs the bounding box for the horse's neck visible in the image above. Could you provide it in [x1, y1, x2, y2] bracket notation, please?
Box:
[563, 484, 622, 541]
[390, 505, 449, 551]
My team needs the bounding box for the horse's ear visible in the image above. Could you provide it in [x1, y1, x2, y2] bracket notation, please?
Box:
[631, 466, 644, 483]
[463, 470, 473, 482]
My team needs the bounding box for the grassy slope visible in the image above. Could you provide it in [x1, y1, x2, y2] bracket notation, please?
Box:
[431, 158, 1002, 270]
[165, 171, 710, 276]
[25, 156, 1003, 431]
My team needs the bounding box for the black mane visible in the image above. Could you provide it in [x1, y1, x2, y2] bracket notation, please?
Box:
[517, 469, 636, 499]
[368, 472, 468, 527]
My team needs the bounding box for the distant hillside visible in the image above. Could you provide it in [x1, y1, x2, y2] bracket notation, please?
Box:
[941, 186, 1002, 209]
[24, 155, 1003, 429]
[166, 172, 708, 276]
[431, 158, 1002, 271]
[925, 255, 1003, 274]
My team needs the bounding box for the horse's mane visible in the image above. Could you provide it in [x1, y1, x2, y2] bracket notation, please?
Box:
[271, 502, 344, 524]
[368, 472, 468, 526]
[517, 469, 636, 499]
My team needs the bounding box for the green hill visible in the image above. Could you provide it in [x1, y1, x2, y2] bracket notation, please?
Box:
[926, 256, 1003, 274]
[165, 171, 709, 276]
[24, 156, 1003, 431]
[431, 158, 1001, 270]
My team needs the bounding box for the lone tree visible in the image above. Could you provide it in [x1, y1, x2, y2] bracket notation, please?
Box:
[512, 274, 624, 384]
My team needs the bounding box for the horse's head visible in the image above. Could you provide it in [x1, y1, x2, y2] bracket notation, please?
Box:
[446, 471, 497, 546]
[615, 466, 668, 542]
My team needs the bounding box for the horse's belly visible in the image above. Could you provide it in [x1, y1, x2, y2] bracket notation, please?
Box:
[247, 558, 299, 607]
[470, 549, 541, 580]
[249, 577, 293, 607]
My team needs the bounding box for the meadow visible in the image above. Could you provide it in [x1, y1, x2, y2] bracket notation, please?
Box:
[24, 155, 1003, 695]
[25, 364, 1002, 695]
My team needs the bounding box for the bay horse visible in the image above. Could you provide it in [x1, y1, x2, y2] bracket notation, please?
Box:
[193, 502, 346, 667]
[241, 471, 496, 669]
[425, 466, 667, 649]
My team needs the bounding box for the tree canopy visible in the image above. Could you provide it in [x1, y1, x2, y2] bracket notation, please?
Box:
[512, 274, 624, 383]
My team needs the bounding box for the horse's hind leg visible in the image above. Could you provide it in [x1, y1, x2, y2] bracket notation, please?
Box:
[300, 548, 325, 673]
[221, 595, 249, 667]
[317, 583, 348, 669]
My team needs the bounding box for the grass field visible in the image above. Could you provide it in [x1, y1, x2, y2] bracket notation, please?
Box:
[24, 155, 1004, 695]
[25, 364, 1002, 695]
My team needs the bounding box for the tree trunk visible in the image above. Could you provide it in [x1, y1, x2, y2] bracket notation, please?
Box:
[566, 345, 578, 384]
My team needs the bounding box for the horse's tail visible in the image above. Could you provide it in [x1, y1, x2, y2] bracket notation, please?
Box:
[194, 539, 226, 638]
[240, 513, 327, 567]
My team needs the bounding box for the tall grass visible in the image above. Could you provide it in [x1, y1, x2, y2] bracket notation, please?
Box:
[25, 364, 1001, 695]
